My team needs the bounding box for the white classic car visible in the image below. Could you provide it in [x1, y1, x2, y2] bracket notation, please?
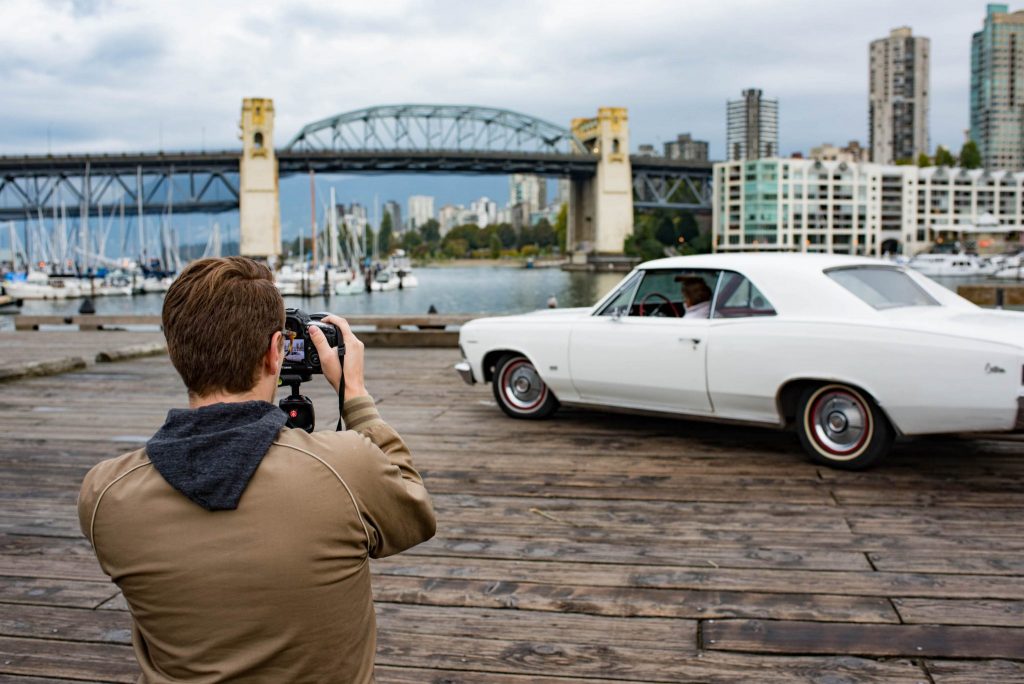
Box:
[455, 253, 1024, 469]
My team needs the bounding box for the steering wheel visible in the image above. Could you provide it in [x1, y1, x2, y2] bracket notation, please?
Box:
[638, 292, 681, 318]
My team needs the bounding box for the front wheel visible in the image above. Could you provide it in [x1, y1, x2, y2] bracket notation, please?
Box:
[796, 384, 893, 470]
[492, 354, 559, 419]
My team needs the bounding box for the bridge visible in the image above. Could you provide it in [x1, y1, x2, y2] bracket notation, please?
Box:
[0, 101, 712, 258]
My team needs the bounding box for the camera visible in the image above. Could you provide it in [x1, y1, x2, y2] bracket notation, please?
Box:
[281, 308, 341, 380]
[279, 308, 345, 433]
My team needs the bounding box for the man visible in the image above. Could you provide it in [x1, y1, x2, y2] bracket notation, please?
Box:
[678, 275, 713, 318]
[78, 257, 436, 683]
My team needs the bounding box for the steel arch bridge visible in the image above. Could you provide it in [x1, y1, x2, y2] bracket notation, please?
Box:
[286, 104, 588, 155]
[0, 104, 711, 223]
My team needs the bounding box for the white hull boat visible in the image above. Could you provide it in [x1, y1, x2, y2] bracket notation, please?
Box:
[908, 253, 988, 277]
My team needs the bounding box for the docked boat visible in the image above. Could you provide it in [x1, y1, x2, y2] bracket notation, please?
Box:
[3, 272, 83, 300]
[370, 267, 401, 292]
[907, 253, 989, 277]
[388, 250, 418, 289]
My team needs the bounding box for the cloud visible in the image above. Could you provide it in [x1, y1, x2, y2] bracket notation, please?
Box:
[0, 0, 993, 160]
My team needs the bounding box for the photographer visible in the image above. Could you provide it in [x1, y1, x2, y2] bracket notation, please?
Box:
[77, 257, 436, 683]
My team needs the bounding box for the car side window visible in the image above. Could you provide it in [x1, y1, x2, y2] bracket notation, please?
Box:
[596, 271, 642, 316]
[712, 272, 777, 319]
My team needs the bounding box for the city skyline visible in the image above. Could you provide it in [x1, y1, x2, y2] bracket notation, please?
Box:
[0, 0, 995, 161]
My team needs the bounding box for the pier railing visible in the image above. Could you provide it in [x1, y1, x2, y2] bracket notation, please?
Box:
[13, 314, 473, 347]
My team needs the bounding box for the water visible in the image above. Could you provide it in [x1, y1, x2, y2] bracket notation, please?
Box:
[4, 267, 1017, 329]
[9, 266, 627, 319]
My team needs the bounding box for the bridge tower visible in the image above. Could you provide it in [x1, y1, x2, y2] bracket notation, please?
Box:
[239, 98, 281, 259]
[567, 108, 633, 260]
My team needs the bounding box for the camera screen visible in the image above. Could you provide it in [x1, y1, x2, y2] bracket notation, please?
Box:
[284, 335, 304, 363]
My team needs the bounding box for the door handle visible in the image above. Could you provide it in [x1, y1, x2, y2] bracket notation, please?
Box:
[680, 337, 702, 349]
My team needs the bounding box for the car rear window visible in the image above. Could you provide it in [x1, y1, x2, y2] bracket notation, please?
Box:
[826, 267, 939, 310]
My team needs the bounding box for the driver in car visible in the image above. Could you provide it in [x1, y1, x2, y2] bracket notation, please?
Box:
[676, 276, 712, 318]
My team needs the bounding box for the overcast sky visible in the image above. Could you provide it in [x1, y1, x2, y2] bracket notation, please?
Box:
[0, 0, 1001, 232]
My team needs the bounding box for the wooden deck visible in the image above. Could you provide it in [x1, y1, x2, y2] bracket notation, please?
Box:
[1, 347, 1023, 682]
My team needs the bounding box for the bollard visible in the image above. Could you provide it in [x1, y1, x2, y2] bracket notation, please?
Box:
[996, 287, 1005, 309]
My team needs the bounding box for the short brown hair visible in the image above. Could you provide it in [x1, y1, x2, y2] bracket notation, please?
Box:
[162, 257, 284, 397]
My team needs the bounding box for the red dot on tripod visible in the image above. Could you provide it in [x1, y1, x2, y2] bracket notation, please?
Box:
[289, 410, 298, 418]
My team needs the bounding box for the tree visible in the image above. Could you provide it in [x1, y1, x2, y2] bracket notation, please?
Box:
[378, 212, 394, 255]
[934, 146, 956, 167]
[418, 219, 441, 247]
[554, 203, 568, 253]
[488, 233, 502, 258]
[401, 230, 422, 253]
[497, 223, 517, 249]
[916, 152, 931, 167]
[533, 218, 556, 248]
[443, 224, 482, 250]
[959, 140, 982, 169]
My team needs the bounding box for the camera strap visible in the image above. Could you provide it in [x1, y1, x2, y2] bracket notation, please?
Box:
[336, 348, 345, 432]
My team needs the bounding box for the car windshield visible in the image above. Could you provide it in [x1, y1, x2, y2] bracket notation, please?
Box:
[826, 267, 939, 310]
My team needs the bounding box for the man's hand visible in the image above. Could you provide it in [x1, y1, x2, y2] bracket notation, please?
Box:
[308, 315, 368, 399]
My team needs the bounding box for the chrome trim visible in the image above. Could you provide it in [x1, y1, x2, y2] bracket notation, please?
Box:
[454, 361, 475, 385]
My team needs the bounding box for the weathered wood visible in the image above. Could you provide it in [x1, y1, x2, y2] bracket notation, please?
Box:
[927, 659, 1024, 684]
[0, 636, 137, 682]
[958, 283, 1024, 307]
[894, 597, 1024, 628]
[0, 346, 1020, 681]
[702, 619, 1024, 659]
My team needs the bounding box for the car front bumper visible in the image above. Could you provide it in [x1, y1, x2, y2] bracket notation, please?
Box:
[455, 361, 476, 385]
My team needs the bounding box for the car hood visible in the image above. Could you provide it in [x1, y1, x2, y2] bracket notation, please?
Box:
[463, 307, 593, 327]
[878, 307, 1024, 350]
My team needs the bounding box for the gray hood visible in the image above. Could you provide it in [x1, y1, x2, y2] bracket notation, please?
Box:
[146, 401, 287, 511]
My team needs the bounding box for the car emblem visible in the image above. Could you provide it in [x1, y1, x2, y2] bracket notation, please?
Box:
[985, 363, 1006, 374]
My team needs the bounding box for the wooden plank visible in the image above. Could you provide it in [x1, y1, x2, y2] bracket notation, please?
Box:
[927, 659, 1024, 684]
[893, 598, 1024, 628]
[370, 575, 898, 623]
[702, 619, 1024, 659]
[869, 550, 1024, 575]
[0, 604, 131, 644]
[0, 636, 137, 683]
[375, 634, 929, 683]
[0, 576, 118, 609]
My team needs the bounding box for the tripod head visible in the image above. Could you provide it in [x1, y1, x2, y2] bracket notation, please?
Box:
[279, 373, 315, 432]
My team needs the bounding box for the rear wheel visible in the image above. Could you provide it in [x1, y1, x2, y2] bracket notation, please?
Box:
[796, 384, 893, 470]
[492, 354, 559, 419]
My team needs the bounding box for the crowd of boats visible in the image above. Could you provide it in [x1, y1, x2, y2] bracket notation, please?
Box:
[0, 250, 419, 303]
[902, 251, 1024, 278]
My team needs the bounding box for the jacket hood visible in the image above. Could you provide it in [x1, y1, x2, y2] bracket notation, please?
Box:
[146, 400, 287, 511]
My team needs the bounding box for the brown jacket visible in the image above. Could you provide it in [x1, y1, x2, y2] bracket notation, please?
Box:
[78, 396, 435, 683]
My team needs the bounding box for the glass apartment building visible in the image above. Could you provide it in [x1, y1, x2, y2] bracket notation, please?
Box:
[726, 89, 779, 161]
[713, 159, 1024, 255]
[971, 4, 1024, 169]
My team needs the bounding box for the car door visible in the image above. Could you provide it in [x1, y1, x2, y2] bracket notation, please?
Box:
[568, 269, 717, 414]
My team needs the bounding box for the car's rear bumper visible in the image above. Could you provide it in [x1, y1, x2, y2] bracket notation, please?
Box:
[455, 361, 476, 385]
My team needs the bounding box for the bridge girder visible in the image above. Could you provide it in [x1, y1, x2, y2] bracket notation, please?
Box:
[287, 104, 590, 156]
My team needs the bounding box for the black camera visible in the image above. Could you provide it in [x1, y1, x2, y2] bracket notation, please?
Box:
[279, 308, 344, 433]
[281, 308, 341, 380]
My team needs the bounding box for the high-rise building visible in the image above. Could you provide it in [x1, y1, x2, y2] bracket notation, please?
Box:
[809, 140, 870, 163]
[407, 195, 434, 231]
[470, 197, 498, 227]
[869, 27, 930, 164]
[382, 200, 402, 234]
[726, 89, 779, 160]
[663, 133, 709, 162]
[508, 174, 546, 214]
[971, 4, 1024, 169]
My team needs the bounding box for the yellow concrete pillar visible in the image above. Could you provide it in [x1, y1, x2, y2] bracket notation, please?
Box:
[239, 98, 281, 259]
[568, 108, 634, 256]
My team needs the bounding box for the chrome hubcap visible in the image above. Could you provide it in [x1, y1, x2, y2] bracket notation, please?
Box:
[503, 361, 544, 410]
[813, 392, 867, 454]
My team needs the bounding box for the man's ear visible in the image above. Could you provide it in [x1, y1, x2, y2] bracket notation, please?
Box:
[266, 331, 283, 373]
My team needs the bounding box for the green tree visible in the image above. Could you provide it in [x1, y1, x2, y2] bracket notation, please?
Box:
[488, 233, 502, 258]
[443, 238, 469, 259]
[443, 224, 482, 250]
[378, 212, 394, 255]
[554, 203, 568, 253]
[959, 140, 982, 169]
[934, 146, 956, 167]
[533, 218, 556, 248]
[497, 223, 517, 249]
[401, 230, 422, 253]
[418, 219, 441, 247]
[894, 158, 914, 166]
[517, 223, 536, 249]
[916, 152, 931, 167]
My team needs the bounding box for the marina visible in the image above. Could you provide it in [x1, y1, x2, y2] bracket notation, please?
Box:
[0, 341, 1021, 681]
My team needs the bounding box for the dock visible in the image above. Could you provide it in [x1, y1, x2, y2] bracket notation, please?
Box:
[0, 345, 1022, 681]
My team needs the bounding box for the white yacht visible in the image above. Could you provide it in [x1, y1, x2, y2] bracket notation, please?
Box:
[3, 272, 83, 300]
[388, 250, 419, 289]
[907, 253, 989, 277]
